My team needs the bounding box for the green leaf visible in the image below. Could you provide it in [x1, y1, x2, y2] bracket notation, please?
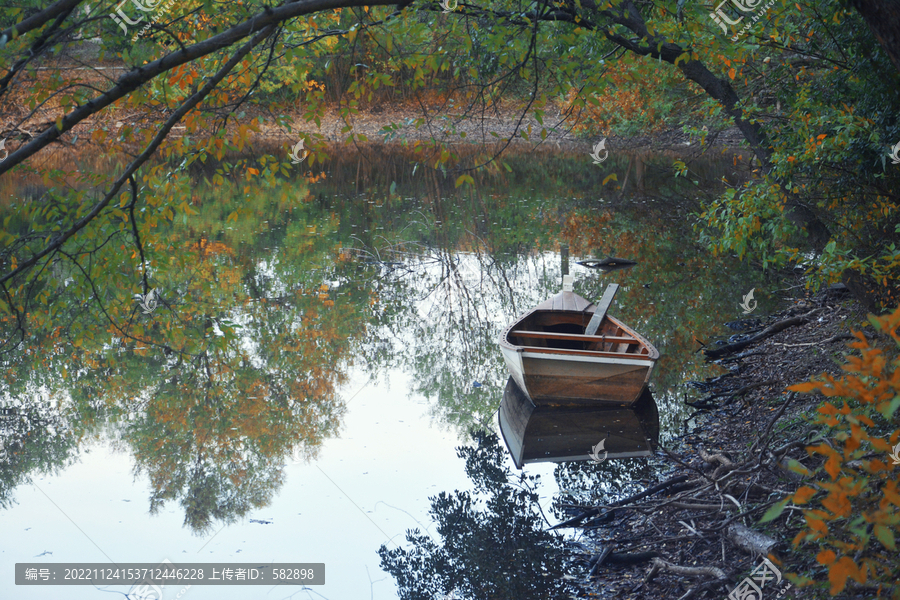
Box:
[454, 174, 474, 188]
[879, 395, 900, 420]
[868, 314, 884, 332]
[874, 524, 896, 550]
[786, 459, 811, 476]
[759, 498, 789, 523]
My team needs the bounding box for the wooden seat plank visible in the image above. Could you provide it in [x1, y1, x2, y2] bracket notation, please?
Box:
[511, 330, 639, 344]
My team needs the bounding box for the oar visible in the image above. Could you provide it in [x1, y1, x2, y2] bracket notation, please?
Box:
[584, 283, 619, 336]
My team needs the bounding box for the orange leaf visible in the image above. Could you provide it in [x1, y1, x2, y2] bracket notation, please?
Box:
[822, 491, 851, 517]
[883, 481, 900, 507]
[828, 557, 860, 595]
[817, 549, 836, 565]
[793, 486, 817, 504]
[807, 516, 829, 536]
[788, 381, 820, 393]
[824, 454, 842, 479]
[728, 68, 736, 80]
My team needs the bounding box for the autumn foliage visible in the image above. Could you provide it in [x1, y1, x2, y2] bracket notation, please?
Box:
[778, 306, 900, 596]
[565, 56, 704, 137]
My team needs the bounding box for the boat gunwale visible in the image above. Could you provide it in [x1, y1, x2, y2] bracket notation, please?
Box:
[520, 346, 656, 361]
[499, 304, 660, 361]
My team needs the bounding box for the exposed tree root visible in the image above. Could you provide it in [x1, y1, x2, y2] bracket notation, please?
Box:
[704, 308, 822, 359]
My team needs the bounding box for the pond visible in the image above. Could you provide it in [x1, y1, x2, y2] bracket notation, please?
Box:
[0, 143, 779, 599]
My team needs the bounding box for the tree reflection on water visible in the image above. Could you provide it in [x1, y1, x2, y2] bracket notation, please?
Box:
[0, 145, 772, 537]
[378, 430, 584, 600]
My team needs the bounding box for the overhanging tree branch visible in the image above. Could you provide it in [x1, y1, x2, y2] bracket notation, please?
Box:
[0, 0, 83, 42]
[0, 0, 399, 176]
[0, 21, 278, 288]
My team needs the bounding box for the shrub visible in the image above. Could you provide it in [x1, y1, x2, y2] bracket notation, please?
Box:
[773, 306, 900, 596]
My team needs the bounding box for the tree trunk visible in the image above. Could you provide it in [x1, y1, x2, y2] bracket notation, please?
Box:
[849, 0, 900, 74]
[594, 1, 831, 242]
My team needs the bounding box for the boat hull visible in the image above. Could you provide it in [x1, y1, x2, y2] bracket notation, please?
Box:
[498, 289, 659, 407]
[502, 345, 655, 406]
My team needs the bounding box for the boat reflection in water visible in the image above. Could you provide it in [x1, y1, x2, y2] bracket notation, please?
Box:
[498, 377, 659, 469]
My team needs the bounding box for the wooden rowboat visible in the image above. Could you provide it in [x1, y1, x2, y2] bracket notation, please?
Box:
[499, 277, 659, 406]
[498, 377, 659, 469]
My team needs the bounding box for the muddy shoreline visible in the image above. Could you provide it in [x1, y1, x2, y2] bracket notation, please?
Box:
[569, 287, 875, 599]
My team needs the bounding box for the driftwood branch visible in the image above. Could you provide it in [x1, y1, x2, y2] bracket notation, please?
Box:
[646, 557, 727, 581]
[605, 551, 660, 565]
[727, 523, 779, 557]
[719, 350, 766, 363]
[550, 474, 691, 529]
[699, 447, 738, 479]
[704, 308, 822, 359]
[686, 379, 780, 410]
[677, 578, 730, 600]
[588, 546, 613, 576]
[699, 448, 733, 468]
[773, 332, 854, 347]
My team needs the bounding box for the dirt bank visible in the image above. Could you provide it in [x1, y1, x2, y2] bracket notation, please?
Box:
[568, 287, 883, 599]
[0, 56, 744, 160]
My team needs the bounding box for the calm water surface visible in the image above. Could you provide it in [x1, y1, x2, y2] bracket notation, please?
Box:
[0, 145, 778, 598]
